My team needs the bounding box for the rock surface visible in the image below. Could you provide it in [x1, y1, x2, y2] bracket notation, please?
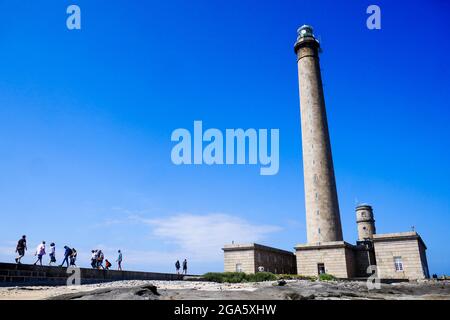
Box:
[1, 280, 449, 300]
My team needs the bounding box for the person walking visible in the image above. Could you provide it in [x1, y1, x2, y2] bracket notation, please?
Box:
[175, 260, 181, 274]
[59, 246, 73, 267]
[105, 259, 112, 270]
[116, 250, 123, 271]
[90, 250, 98, 268]
[182, 259, 188, 275]
[15, 235, 27, 264]
[49, 243, 56, 266]
[70, 248, 77, 266]
[33, 241, 46, 266]
[96, 250, 104, 269]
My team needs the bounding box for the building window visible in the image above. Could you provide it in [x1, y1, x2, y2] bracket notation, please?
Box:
[317, 263, 325, 275]
[235, 264, 243, 272]
[394, 257, 404, 272]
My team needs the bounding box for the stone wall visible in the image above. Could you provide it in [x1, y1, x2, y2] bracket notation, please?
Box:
[223, 243, 296, 274]
[253, 246, 297, 274]
[223, 247, 255, 273]
[0, 262, 185, 286]
[295, 241, 355, 278]
[373, 232, 428, 280]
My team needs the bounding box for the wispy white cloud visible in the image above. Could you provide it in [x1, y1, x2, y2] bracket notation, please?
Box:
[85, 212, 281, 273]
[135, 213, 282, 262]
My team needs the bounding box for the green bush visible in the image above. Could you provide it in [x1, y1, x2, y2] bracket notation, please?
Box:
[318, 273, 337, 281]
[202, 272, 276, 283]
[247, 272, 277, 282]
[276, 274, 317, 281]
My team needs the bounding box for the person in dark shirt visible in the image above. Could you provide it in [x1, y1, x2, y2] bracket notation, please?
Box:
[69, 248, 77, 266]
[15, 235, 27, 264]
[175, 260, 181, 274]
[59, 246, 73, 267]
[182, 259, 188, 275]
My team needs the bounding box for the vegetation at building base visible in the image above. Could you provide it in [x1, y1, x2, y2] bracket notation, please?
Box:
[318, 273, 337, 281]
[202, 272, 336, 283]
[276, 274, 318, 281]
[203, 272, 277, 283]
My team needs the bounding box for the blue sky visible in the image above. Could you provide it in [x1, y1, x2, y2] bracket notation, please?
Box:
[0, 0, 449, 275]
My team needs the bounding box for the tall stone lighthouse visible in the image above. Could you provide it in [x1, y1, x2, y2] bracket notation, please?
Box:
[294, 25, 343, 244]
[223, 25, 430, 280]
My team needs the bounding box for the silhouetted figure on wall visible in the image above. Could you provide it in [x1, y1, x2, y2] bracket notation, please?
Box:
[15, 235, 27, 264]
[182, 259, 187, 275]
[116, 250, 123, 271]
[60, 246, 73, 267]
[175, 260, 180, 274]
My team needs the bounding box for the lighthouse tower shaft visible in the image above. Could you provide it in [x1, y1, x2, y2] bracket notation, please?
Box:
[294, 26, 343, 243]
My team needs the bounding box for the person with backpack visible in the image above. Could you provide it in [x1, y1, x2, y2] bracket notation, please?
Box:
[15, 235, 27, 264]
[116, 250, 123, 271]
[70, 248, 77, 266]
[49, 243, 56, 266]
[33, 241, 46, 266]
[182, 259, 188, 275]
[96, 250, 104, 269]
[60, 246, 73, 267]
[175, 260, 181, 274]
[105, 259, 112, 270]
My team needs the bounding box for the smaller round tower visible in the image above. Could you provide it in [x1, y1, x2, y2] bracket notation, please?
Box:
[356, 204, 376, 241]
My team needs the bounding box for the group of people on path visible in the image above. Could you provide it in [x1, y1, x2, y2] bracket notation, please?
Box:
[14, 235, 123, 271]
[175, 259, 188, 275]
[21, 237, 79, 268]
[15, 235, 187, 274]
[90, 249, 122, 270]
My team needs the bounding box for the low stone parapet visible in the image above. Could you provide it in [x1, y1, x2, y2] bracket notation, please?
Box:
[0, 262, 185, 286]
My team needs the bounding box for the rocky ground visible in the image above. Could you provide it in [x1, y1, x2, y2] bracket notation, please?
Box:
[0, 279, 449, 300]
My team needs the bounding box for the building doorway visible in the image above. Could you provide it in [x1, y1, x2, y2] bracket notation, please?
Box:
[317, 263, 326, 275]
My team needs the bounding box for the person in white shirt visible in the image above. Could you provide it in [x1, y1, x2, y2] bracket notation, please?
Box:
[49, 243, 56, 266]
[33, 241, 46, 266]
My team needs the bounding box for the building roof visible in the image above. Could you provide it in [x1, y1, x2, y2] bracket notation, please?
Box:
[222, 243, 295, 255]
[294, 241, 356, 251]
[372, 231, 427, 249]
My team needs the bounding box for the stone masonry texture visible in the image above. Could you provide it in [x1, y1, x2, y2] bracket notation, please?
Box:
[295, 28, 343, 244]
